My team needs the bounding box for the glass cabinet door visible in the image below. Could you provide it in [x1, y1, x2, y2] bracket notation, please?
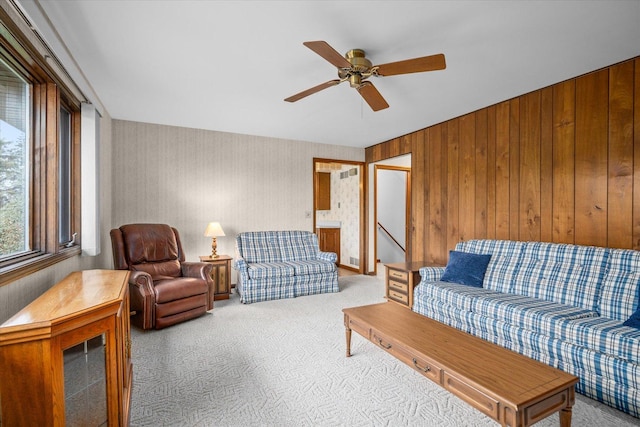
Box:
[63, 333, 107, 426]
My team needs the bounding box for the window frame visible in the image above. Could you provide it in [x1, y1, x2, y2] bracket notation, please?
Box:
[0, 14, 81, 286]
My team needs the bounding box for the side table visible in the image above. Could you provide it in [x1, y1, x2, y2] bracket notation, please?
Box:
[385, 261, 443, 309]
[199, 255, 232, 305]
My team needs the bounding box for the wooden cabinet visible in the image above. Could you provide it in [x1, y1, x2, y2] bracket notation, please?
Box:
[385, 262, 439, 309]
[316, 227, 340, 264]
[0, 270, 132, 426]
[199, 254, 232, 302]
[315, 171, 331, 210]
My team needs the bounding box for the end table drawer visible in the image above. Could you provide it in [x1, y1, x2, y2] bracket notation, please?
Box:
[388, 269, 409, 281]
[389, 289, 409, 305]
[388, 279, 409, 293]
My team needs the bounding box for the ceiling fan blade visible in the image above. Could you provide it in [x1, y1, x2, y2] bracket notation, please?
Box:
[375, 53, 446, 76]
[303, 41, 352, 69]
[284, 79, 341, 103]
[356, 82, 389, 111]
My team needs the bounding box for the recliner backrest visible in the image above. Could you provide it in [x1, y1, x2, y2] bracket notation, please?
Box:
[115, 224, 184, 280]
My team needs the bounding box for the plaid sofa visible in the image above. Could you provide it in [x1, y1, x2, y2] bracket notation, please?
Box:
[234, 231, 339, 304]
[414, 240, 640, 418]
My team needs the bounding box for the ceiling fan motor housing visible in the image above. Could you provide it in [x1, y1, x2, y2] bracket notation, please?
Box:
[341, 49, 372, 87]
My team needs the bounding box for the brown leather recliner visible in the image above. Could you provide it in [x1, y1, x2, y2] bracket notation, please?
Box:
[110, 223, 213, 330]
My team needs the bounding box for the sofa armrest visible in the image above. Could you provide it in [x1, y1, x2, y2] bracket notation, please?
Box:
[419, 266, 446, 282]
[318, 251, 338, 263]
[234, 257, 248, 271]
[181, 261, 213, 281]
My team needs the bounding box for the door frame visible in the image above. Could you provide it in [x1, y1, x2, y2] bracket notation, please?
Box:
[374, 164, 411, 273]
[313, 158, 366, 274]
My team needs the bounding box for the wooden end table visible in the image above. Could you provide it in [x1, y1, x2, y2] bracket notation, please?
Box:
[343, 303, 578, 427]
[199, 255, 232, 306]
[385, 262, 443, 309]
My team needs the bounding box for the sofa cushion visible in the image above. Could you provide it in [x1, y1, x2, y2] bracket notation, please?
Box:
[509, 242, 608, 312]
[440, 250, 491, 287]
[555, 316, 640, 365]
[247, 262, 295, 280]
[414, 290, 640, 369]
[456, 240, 526, 293]
[237, 231, 281, 263]
[424, 301, 640, 394]
[284, 260, 335, 275]
[414, 281, 599, 335]
[277, 231, 319, 261]
[600, 249, 640, 321]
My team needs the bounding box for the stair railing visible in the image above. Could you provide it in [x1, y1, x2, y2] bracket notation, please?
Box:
[377, 222, 405, 253]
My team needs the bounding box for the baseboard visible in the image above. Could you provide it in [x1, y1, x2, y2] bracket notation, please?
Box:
[338, 264, 359, 273]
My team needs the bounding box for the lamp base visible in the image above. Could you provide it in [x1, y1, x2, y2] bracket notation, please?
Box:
[211, 237, 219, 258]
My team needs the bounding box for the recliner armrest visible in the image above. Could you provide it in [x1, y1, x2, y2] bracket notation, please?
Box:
[129, 270, 153, 289]
[181, 262, 213, 281]
[128, 271, 155, 329]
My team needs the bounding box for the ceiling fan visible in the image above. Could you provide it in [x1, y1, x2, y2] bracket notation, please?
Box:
[284, 41, 446, 112]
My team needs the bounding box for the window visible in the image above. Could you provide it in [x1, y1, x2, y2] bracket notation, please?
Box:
[59, 105, 72, 245]
[0, 17, 81, 285]
[0, 56, 29, 259]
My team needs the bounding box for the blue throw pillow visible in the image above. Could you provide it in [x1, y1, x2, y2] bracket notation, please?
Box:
[623, 307, 640, 329]
[440, 250, 492, 288]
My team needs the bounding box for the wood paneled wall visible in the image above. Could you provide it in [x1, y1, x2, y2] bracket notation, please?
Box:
[366, 57, 640, 264]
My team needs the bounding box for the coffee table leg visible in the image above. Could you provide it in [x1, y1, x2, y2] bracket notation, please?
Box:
[559, 407, 572, 427]
[344, 314, 352, 357]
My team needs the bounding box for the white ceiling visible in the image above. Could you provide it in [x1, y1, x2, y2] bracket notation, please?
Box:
[17, 1, 640, 149]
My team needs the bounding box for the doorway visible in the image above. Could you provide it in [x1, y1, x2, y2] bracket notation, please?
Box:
[368, 154, 411, 275]
[375, 165, 410, 265]
[313, 158, 366, 274]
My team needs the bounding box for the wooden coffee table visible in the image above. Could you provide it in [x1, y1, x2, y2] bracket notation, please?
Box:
[343, 303, 578, 427]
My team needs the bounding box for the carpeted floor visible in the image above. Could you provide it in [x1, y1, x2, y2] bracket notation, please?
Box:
[129, 274, 639, 426]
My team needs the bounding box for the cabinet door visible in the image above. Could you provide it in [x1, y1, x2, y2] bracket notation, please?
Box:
[315, 172, 331, 210]
[208, 258, 231, 300]
[213, 263, 228, 295]
[318, 228, 340, 264]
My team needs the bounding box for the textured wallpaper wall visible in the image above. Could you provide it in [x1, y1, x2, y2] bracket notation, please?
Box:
[111, 120, 364, 271]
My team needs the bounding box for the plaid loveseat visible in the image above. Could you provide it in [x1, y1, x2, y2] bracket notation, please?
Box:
[414, 240, 640, 418]
[234, 231, 339, 304]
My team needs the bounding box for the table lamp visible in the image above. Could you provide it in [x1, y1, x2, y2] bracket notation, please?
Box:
[204, 222, 225, 258]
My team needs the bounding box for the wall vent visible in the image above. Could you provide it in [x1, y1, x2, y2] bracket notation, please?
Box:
[350, 257, 359, 265]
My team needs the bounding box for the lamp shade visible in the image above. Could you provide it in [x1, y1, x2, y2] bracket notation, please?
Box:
[204, 222, 225, 237]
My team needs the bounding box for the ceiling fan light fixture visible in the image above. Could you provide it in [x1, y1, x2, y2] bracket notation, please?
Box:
[349, 74, 362, 88]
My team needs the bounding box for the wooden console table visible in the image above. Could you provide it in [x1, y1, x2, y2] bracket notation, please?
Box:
[0, 270, 132, 426]
[343, 303, 578, 427]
